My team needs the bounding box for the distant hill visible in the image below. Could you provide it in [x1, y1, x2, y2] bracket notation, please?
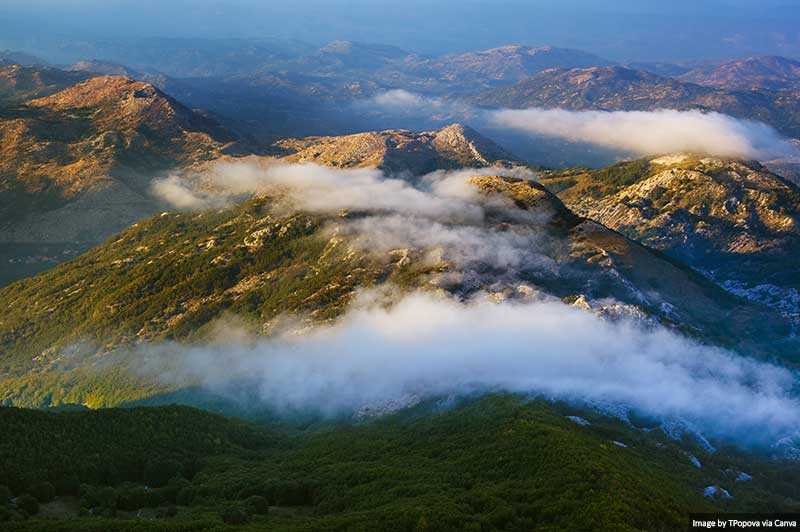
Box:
[66, 60, 142, 78]
[472, 66, 712, 110]
[156, 42, 614, 139]
[401, 45, 613, 89]
[679, 56, 800, 92]
[0, 50, 48, 66]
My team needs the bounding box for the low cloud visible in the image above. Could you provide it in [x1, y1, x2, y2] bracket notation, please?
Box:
[144, 290, 800, 449]
[152, 161, 534, 218]
[359, 90, 798, 160]
[151, 161, 550, 276]
[353, 89, 476, 125]
[488, 108, 795, 159]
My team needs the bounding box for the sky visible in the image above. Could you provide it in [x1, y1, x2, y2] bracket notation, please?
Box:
[1, 0, 799, 62]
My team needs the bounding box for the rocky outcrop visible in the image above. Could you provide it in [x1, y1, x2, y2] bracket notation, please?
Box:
[275, 123, 518, 174]
[542, 155, 800, 323]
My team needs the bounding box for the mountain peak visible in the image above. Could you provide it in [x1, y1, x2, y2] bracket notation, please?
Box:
[27, 75, 236, 145]
[29, 75, 163, 109]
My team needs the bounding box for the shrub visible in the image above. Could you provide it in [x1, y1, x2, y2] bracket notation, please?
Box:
[81, 485, 118, 511]
[244, 495, 269, 515]
[221, 504, 250, 525]
[176, 486, 196, 506]
[117, 487, 151, 511]
[144, 460, 184, 488]
[163, 476, 190, 502]
[14, 494, 39, 515]
[30, 481, 55, 503]
[55, 477, 81, 497]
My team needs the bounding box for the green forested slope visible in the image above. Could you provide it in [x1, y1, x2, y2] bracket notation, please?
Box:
[3, 396, 798, 531]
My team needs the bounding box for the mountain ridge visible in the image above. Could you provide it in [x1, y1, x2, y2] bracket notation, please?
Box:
[472, 65, 800, 138]
[678, 56, 800, 92]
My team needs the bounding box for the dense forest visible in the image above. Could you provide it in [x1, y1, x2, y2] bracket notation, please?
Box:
[2, 395, 800, 531]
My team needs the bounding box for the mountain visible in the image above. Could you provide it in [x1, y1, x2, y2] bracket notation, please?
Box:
[0, 64, 91, 102]
[679, 56, 800, 92]
[472, 66, 800, 137]
[0, 167, 790, 408]
[402, 45, 612, 89]
[273, 124, 518, 173]
[38, 37, 313, 78]
[0, 75, 243, 285]
[540, 155, 800, 323]
[6, 395, 798, 529]
[0, 112, 523, 286]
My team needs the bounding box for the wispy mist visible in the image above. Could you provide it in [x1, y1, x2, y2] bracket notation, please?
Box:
[151, 161, 556, 276]
[152, 160, 532, 217]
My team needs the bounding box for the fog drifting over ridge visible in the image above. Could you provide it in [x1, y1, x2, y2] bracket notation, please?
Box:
[152, 162, 557, 273]
[144, 159, 800, 451]
[144, 290, 800, 450]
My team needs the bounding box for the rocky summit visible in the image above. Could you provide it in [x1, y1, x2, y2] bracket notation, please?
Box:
[274, 123, 518, 173]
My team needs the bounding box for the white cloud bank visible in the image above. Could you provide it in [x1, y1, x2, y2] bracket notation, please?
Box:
[489, 108, 796, 159]
[147, 290, 800, 449]
[152, 161, 533, 216]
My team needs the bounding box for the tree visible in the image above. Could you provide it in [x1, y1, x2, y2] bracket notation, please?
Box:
[15, 494, 39, 516]
[244, 495, 269, 515]
[144, 460, 184, 488]
[221, 504, 250, 525]
[30, 481, 55, 503]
